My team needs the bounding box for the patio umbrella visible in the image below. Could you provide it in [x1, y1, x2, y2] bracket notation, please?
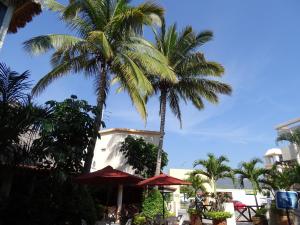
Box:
[137, 174, 191, 218]
[74, 166, 143, 222]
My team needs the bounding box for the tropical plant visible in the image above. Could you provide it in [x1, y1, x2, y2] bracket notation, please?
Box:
[193, 153, 233, 195]
[142, 189, 165, 219]
[120, 135, 168, 178]
[24, 0, 176, 173]
[0, 63, 46, 199]
[261, 164, 300, 195]
[204, 211, 232, 220]
[234, 158, 268, 208]
[277, 129, 300, 164]
[148, 22, 232, 175]
[277, 128, 300, 146]
[32, 95, 97, 176]
[180, 172, 208, 199]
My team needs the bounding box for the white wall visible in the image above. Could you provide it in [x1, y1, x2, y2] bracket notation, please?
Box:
[91, 129, 160, 174]
[218, 188, 265, 206]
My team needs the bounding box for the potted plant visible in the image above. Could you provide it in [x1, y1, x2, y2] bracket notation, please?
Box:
[188, 208, 202, 225]
[252, 208, 268, 225]
[204, 211, 232, 225]
[269, 203, 293, 225]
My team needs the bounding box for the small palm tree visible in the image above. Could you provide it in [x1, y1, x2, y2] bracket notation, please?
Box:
[277, 128, 300, 164]
[24, 0, 176, 173]
[181, 172, 208, 199]
[234, 158, 268, 208]
[149, 23, 232, 175]
[193, 153, 233, 195]
[277, 128, 300, 146]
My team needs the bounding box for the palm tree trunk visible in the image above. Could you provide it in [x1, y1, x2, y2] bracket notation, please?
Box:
[254, 193, 259, 209]
[83, 63, 107, 173]
[155, 90, 167, 176]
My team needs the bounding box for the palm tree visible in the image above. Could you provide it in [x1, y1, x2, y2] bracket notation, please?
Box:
[277, 128, 300, 164]
[0, 62, 45, 198]
[149, 23, 232, 175]
[234, 158, 268, 208]
[180, 172, 208, 199]
[23, 0, 176, 173]
[193, 153, 233, 195]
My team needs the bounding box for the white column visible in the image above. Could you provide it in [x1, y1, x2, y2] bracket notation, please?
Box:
[223, 202, 236, 225]
[0, 4, 14, 49]
[116, 184, 123, 223]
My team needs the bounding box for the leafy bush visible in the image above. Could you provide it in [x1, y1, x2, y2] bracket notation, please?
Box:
[187, 208, 199, 215]
[142, 190, 165, 219]
[255, 208, 267, 217]
[133, 214, 146, 225]
[120, 136, 168, 177]
[204, 211, 232, 220]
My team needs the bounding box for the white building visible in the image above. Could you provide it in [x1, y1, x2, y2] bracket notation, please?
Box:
[264, 148, 283, 169]
[91, 128, 160, 173]
[264, 117, 300, 168]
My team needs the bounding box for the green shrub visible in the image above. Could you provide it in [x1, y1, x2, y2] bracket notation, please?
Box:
[204, 211, 232, 220]
[142, 190, 165, 219]
[133, 214, 146, 225]
[255, 208, 267, 217]
[187, 208, 199, 215]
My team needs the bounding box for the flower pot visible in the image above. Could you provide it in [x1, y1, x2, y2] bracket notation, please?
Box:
[252, 216, 268, 225]
[269, 208, 293, 225]
[189, 214, 202, 225]
[212, 219, 226, 225]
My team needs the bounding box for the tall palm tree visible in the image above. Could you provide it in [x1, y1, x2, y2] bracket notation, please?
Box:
[149, 23, 232, 175]
[23, 0, 176, 173]
[234, 158, 268, 208]
[193, 153, 233, 195]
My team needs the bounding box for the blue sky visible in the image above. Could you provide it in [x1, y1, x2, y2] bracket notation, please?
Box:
[2, 0, 300, 170]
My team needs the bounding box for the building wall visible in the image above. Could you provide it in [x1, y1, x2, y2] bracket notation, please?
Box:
[91, 128, 160, 174]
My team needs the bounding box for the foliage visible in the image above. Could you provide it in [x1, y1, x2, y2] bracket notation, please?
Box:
[142, 189, 165, 219]
[277, 128, 300, 146]
[188, 208, 200, 215]
[24, 0, 175, 120]
[234, 158, 268, 207]
[261, 164, 300, 192]
[234, 159, 268, 193]
[254, 208, 267, 217]
[193, 153, 234, 194]
[133, 214, 146, 225]
[32, 95, 97, 175]
[149, 22, 232, 175]
[0, 62, 46, 166]
[204, 211, 232, 220]
[1, 176, 97, 225]
[24, 0, 176, 173]
[180, 172, 208, 199]
[120, 135, 168, 177]
[0, 94, 99, 224]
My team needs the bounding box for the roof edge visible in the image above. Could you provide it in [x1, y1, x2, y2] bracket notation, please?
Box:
[99, 128, 160, 136]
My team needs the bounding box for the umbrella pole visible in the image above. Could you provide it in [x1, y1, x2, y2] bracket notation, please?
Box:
[116, 184, 123, 224]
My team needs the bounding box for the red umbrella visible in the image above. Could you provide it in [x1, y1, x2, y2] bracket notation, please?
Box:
[74, 166, 144, 222]
[137, 174, 191, 218]
[137, 173, 191, 186]
[74, 166, 143, 185]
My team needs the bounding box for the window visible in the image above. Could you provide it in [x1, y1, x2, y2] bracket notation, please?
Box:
[0, 2, 7, 27]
